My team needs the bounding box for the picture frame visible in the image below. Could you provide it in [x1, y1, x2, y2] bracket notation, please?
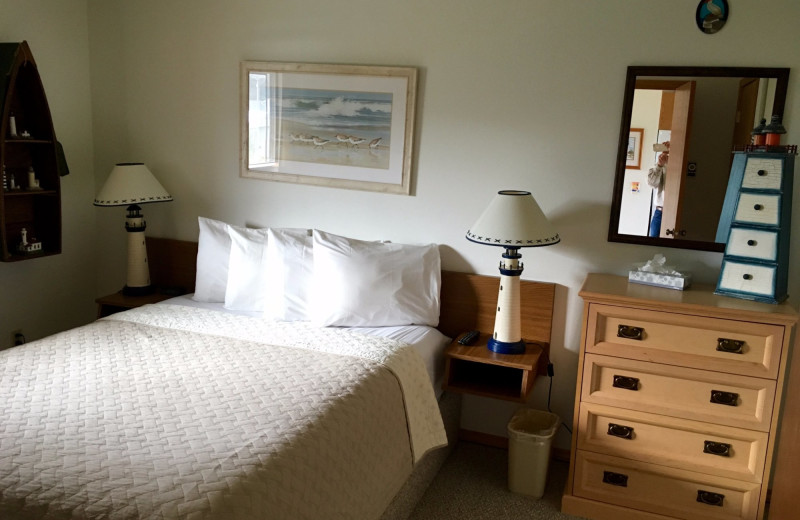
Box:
[240, 61, 417, 195]
[625, 128, 644, 169]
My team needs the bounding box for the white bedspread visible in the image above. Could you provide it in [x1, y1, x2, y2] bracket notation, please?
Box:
[0, 304, 447, 519]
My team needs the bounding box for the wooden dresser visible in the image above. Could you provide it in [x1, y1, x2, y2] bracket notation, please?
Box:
[562, 273, 798, 520]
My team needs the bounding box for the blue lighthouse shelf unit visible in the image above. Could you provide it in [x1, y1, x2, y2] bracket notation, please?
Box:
[715, 147, 796, 303]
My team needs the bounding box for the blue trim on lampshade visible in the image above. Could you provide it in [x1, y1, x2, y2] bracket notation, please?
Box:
[465, 232, 561, 247]
[487, 337, 526, 354]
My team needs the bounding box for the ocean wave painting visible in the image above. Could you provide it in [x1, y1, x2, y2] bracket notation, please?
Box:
[274, 87, 393, 169]
[242, 62, 415, 195]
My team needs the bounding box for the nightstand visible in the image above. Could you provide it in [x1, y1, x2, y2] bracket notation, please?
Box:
[95, 290, 177, 318]
[442, 332, 546, 402]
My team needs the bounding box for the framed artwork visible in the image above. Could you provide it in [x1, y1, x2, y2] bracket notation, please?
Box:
[240, 61, 417, 195]
[625, 128, 644, 169]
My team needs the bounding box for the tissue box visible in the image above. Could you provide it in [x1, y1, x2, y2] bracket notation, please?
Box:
[628, 269, 692, 290]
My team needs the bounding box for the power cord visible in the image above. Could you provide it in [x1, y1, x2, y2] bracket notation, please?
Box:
[535, 344, 572, 435]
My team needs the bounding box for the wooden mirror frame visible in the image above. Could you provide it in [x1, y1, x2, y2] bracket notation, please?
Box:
[607, 66, 790, 252]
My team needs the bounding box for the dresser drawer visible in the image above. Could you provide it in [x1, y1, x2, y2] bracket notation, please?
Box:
[578, 403, 768, 483]
[573, 450, 760, 520]
[741, 157, 783, 191]
[582, 354, 776, 431]
[717, 261, 777, 300]
[733, 193, 780, 227]
[586, 304, 784, 379]
[725, 228, 778, 262]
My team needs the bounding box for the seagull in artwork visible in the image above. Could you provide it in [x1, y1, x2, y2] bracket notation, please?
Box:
[705, 0, 722, 17]
[335, 134, 350, 146]
[313, 136, 330, 148]
[368, 137, 382, 150]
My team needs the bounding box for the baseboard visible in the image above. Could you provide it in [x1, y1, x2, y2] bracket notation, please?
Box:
[458, 428, 570, 461]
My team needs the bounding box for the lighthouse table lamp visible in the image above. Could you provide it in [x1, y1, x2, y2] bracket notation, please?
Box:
[466, 190, 560, 354]
[94, 163, 172, 295]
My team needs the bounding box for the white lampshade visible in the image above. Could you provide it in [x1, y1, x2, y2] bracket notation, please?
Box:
[94, 163, 172, 206]
[466, 190, 558, 355]
[466, 190, 560, 248]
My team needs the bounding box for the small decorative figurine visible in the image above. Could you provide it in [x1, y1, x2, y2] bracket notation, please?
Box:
[763, 115, 786, 147]
[8, 113, 17, 137]
[26, 167, 41, 190]
[9, 173, 18, 190]
[751, 118, 767, 145]
[18, 228, 43, 254]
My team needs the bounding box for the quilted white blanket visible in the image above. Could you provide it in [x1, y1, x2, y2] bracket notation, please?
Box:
[0, 305, 447, 519]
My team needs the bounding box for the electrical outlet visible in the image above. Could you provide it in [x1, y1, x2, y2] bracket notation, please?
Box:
[12, 329, 25, 346]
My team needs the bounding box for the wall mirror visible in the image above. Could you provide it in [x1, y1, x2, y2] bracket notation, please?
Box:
[608, 66, 789, 252]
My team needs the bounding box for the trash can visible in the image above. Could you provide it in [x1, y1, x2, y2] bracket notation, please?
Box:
[507, 408, 559, 498]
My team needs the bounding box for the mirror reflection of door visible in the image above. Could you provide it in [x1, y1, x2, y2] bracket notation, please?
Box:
[731, 78, 761, 150]
[616, 76, 772, 241]
[660, 81, 695, 238]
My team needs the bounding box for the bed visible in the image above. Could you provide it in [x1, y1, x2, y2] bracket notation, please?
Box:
[0, 226, 554, 519]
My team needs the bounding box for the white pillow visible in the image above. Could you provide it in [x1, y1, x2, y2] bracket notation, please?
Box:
[194, 217, 240, 302]
[224, 227, 270, 311]
[310, 230, 441, 327]
[264, 228, 313, 321]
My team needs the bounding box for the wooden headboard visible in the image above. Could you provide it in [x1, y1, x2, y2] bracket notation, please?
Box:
[146, 236, 555, 343]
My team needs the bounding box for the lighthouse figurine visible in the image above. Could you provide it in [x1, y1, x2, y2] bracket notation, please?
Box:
[18, 227, 43, 254]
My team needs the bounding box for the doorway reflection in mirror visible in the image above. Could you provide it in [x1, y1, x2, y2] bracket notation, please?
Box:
[616, 76, 780, 242]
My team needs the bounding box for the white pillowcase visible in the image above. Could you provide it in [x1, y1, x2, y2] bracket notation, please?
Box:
[194, 217, 241, 302]
[264, 228, 313, 321]
[310, 230, 441, 327]
[224, 227, 270, 311]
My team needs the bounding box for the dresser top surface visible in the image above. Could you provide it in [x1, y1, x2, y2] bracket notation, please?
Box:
[581, 273, 798, 324]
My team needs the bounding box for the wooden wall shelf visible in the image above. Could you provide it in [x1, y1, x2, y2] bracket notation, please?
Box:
[0, 40, 61, 261]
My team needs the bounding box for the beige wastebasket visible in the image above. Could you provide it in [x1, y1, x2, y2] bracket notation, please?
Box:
[507, 408, 559, 498]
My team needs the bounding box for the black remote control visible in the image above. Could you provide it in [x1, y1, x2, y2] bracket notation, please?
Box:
[458, 330, 480, 345]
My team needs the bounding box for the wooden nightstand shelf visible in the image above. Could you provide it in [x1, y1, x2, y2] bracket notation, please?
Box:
[443, 333, 547, 402]
[95, 290, 177, 318]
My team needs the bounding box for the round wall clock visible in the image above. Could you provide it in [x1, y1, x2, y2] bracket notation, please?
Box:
[696, 0, 729, 34]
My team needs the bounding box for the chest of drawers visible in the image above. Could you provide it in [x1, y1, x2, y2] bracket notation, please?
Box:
[714, 152, 795, 303]
[561, 274, 797, 520]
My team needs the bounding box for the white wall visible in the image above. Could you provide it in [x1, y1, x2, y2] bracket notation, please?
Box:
[0, 1, 97, 349]
[85, 0, 800, 451]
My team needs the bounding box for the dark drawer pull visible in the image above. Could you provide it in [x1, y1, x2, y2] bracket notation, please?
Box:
[703, 440, 731, 457]
[607, 423, 634, 440]
[747, 239, 757, 246]
[613, 375, 640, 391]
[754, 204, 764, 211]
[602, 471, 628, 487]
[742, 273, 753, 280]
[717, 338, 744, 354]
[757, 169, 767, 177]
[710, 390, 739, 406]
[697, 490, 725, 506]
[617, 324, 643, 340]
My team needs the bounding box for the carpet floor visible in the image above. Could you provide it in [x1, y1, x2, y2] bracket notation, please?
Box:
[409, 442, 584, 520]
